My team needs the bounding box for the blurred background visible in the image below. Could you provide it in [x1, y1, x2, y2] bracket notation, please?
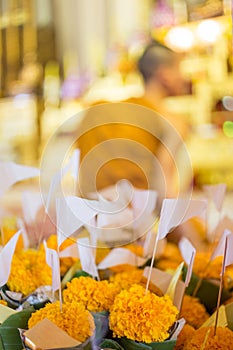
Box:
[0, 0, 232, 190]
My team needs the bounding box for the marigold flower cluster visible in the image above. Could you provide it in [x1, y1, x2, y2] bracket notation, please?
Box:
[124, 243, 144, 256]
[180, 295, 209, 329]
[156, 242, 183, 272]
[109, 268, 144, 290]
[109, 284, 178, 343]
[63, 276, 120, 312]
[193, 252, 223, 279]
[183, 326, 233, 349]
[28, 301, 95, 343]
[95, 246, 111, 264]
[193, 252, 233, 288]
[159, 242, 183, 262]
[225, 265, 233, 289]
[174, 324, 195, 350]
[7, 249, 52, 296]
[0, 299, 7, 306]
[190, 252, 233, 289]
[1, 216, 24, 251]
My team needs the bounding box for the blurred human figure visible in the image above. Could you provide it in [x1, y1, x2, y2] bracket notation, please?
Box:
[75, 41, 192, 202]
[75, 103, 166, 197]
[126, 41, 191, 137]
[124, 41, 192, 196]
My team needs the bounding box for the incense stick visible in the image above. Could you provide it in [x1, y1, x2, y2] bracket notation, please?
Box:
[56, 245, 63, 312]
[214, 236, 228, 335]
[145, 235, 158, 293]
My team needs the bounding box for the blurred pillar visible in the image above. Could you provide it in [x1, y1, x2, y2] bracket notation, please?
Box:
[107, 0, 152, 45]
[51, 0, 152, 75]
[51, 0, 108, 75]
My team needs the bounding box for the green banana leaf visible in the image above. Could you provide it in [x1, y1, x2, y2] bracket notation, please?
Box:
[0, 327, 23, 350]
[118, 337, 176, 350]
[1, 308, 34, 328]
[100, 339, 124, 350]
[0, 308, 35, 350]
[0, 336, 4, 350]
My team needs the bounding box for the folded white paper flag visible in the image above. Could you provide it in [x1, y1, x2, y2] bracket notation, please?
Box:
[143, 231, 166, 258]
[0, 230, 21, 287]
[59, 243, 79, 258]
[16, 218, 29, 249]
[92, 180, 131, 202]
[211, 229, 231, 261]
[56, 194, 132, 248]
[21, 191, 43, 224]
[131, 189, 157, 217]
[0, 161, 40, 198]
[131, 189, 157, 234]
[158, 198, 207, 240]
[208, 215, 233, 243]
[210, 229, 233, 275]
[97, 189, 157, 235]
[97, 207, 133, 229]
[84, 216, 98, 251]
[203, 183, 226, 212]
[56, 196, 99, 248]
[98, 247, 147, 269]
[45, 149, 80, 214]
[77, 237, 98, 278]
[223, 233, 233, 273]
[44, 241, 60, 292]
[179, 237, 196, 286]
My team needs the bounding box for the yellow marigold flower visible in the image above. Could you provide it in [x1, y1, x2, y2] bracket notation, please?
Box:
[1, 216, 23, 251]
[192, 252, 233, 289]
[180, 295, 209, 329]
[63, 276, 120, 312]
[0, 300, 7, 306]
[184, 326, 233, 350]
[110, 269, 163, 296]
[156, 243, 183, 272]
[124, 243, 144, 257]
[174, 324, 195, 350]
[193, 252, 222, 279]
[28, 301, 95, 343]
[156, 259, 182, 272]
[42, 234, 74, 251]
[110, 269, 144, 290]
[109, 284, 178, 343]
[7, 249, 52, 296]
[160, 243, 183, 263]
[225, 265, 233, 289]
[109, 243, 144, 273]
[95, 246, 111, 265]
